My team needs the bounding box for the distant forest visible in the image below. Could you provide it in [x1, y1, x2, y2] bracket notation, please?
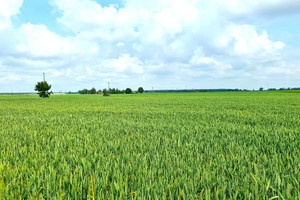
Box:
[144, 87, 300, 93]
[1, 87, 299, 95]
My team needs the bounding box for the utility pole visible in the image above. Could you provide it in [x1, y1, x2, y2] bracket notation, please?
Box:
[43, 72, 45, 82]
[108, 82, 110, 94]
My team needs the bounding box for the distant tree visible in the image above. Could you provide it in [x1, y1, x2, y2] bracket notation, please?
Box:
[102, 88, 124, 94]
[259, 87, 263, 91]
[138, 87, 144, 93]
[35, 81, 52, 98]
[102, 88, 110, 96]
[125, 88, 132, 94]
[80, 89, 88, 94]
[90, 87, 96, 94]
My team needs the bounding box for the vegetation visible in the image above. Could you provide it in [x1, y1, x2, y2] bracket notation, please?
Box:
[78, 88, 97, 94]
[138, 87, 144, 93]
[34, 81, 52, 98]
[78, 88, 125, 95]
[0, 92, 299, 199]
[144, 88, 300, 93]
[125, 88, 132, 94]
[90, 88, 96, 94]
[103, 88, 124, 94]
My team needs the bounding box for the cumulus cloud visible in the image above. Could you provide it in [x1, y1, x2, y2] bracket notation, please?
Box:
[17, 23, 72, 57]
[0, 0, 299, 91]
[216, 24, 285, 58]
[0, 0, 23, 18]
[0, 0, 22, 31]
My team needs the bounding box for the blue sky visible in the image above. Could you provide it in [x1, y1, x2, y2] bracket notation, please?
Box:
[0, 0, 300, 92]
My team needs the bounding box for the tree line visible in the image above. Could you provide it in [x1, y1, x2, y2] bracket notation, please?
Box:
[78, 88, 97, 94]
[78, 87, 144, 95]
[103, 88, 125, 94]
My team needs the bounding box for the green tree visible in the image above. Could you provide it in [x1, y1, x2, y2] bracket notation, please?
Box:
[90, 87, 96, 94]
[111, 88, 116, 94]
[125, 88, 132, 94]
[79, 89, 88, 94]
[259, 87, 263, 91]
[102, 88, 110, 96]
[138, 87, 144, 93]
[35, 81, 52, 98]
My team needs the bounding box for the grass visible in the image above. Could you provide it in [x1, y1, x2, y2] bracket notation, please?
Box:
[0, 92, 299, 199]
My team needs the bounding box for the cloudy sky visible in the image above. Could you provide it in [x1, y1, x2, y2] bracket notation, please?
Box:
[0, 0, 300, 92]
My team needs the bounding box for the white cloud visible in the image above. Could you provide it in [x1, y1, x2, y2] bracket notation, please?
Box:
[0, 19, 10, 31]
[0, 0, 299, 91]
[0, 0, 23, 31]
[189, 48, 233, 78]
[217, 24, 285, 58]
[103, 54, 144, 74]
[17, 23, 72, 57]
[0, 0, 23, 18]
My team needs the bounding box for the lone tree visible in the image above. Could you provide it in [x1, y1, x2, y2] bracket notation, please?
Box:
[138, 87, 144, 93]
[125, 88, 132, 94]
[35, 81, 52, 98]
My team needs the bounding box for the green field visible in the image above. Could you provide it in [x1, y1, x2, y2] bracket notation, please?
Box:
[0, 92, 299, 199]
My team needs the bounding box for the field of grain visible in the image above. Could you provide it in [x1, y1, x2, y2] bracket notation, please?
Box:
[0, 92, 299, 199]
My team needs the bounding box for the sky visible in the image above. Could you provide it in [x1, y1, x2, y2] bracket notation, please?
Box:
[0, 0, 300, 92]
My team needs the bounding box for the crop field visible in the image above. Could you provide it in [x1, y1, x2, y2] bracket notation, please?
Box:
[0, 92, 299, 199]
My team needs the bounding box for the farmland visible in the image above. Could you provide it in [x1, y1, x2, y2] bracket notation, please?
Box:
[0, 92, 299, 199]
